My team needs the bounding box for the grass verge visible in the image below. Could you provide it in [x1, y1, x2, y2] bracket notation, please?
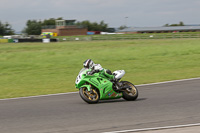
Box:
[0, 39, 200, 99]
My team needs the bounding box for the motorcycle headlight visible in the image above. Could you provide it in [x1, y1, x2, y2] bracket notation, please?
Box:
[75, 75, 82, 84]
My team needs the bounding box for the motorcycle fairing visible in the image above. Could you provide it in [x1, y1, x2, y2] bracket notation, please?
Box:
[76, 69, 122, 100]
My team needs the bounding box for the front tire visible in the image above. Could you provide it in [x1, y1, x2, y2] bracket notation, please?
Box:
[79, 87, 99, 104]
[122, 81, 138, 101]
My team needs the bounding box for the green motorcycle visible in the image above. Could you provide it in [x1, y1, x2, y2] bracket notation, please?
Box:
[75, 68, 138, 104]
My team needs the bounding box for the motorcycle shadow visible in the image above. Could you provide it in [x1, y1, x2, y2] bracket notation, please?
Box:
[98, 98, 147, 104]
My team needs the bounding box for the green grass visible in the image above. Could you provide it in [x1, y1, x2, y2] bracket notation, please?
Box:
[0, 39, 200, 99]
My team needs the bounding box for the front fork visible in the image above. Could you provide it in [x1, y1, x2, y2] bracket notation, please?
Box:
[80, 84, 97, 99]
[80, 84, 94, 94]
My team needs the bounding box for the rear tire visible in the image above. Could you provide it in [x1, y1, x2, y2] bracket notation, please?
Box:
[122, 81, 138, 101]
[79, 87, 99, 104]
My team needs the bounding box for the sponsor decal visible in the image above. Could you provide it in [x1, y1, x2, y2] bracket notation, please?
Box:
[111, 93, 117, 97]
[106, 91, 113, 96]
[115, 93, 122, 97]
[106, 91, 121, 97]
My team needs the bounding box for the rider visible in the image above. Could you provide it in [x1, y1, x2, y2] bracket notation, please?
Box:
[83, 59, 115, 81]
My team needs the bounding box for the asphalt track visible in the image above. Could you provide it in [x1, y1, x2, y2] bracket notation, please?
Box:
[0, 78, 200, 133]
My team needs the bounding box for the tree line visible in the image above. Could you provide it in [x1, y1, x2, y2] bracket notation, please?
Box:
[0, 21, 14, 36]
[23, 18, 113, 35]
[22, 18, 63, 35]
[164, 21, 184, 27]
[0, 18, 111, 35]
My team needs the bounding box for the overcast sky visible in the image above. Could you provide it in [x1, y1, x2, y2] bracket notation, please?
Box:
[1, 0, 200, 32]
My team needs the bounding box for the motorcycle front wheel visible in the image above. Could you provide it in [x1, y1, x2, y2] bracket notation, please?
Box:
[122, 81, 138, 101]
[79, 87, 99, 104]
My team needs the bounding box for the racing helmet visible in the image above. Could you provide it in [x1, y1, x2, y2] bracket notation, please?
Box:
[83, 59, 94, 69]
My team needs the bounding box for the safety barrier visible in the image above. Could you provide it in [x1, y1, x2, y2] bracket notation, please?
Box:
[0, 39, 8, 43]
[0, 38, 58, 43]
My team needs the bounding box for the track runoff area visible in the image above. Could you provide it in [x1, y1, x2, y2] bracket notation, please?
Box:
[1, 77, 200, 133]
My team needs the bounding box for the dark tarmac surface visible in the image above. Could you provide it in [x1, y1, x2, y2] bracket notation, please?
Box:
[0, 78, 200, 133]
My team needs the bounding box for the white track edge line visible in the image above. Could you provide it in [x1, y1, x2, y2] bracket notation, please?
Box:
[102, 123, 200, 133]
[1, 77, 200, 101]
[136, 77, 200, 86]
[0, 92, 78, 101]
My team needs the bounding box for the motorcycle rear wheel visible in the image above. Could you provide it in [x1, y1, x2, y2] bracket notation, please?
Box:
[122, 81, 138, 101]
[79, 87, 99, 104]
